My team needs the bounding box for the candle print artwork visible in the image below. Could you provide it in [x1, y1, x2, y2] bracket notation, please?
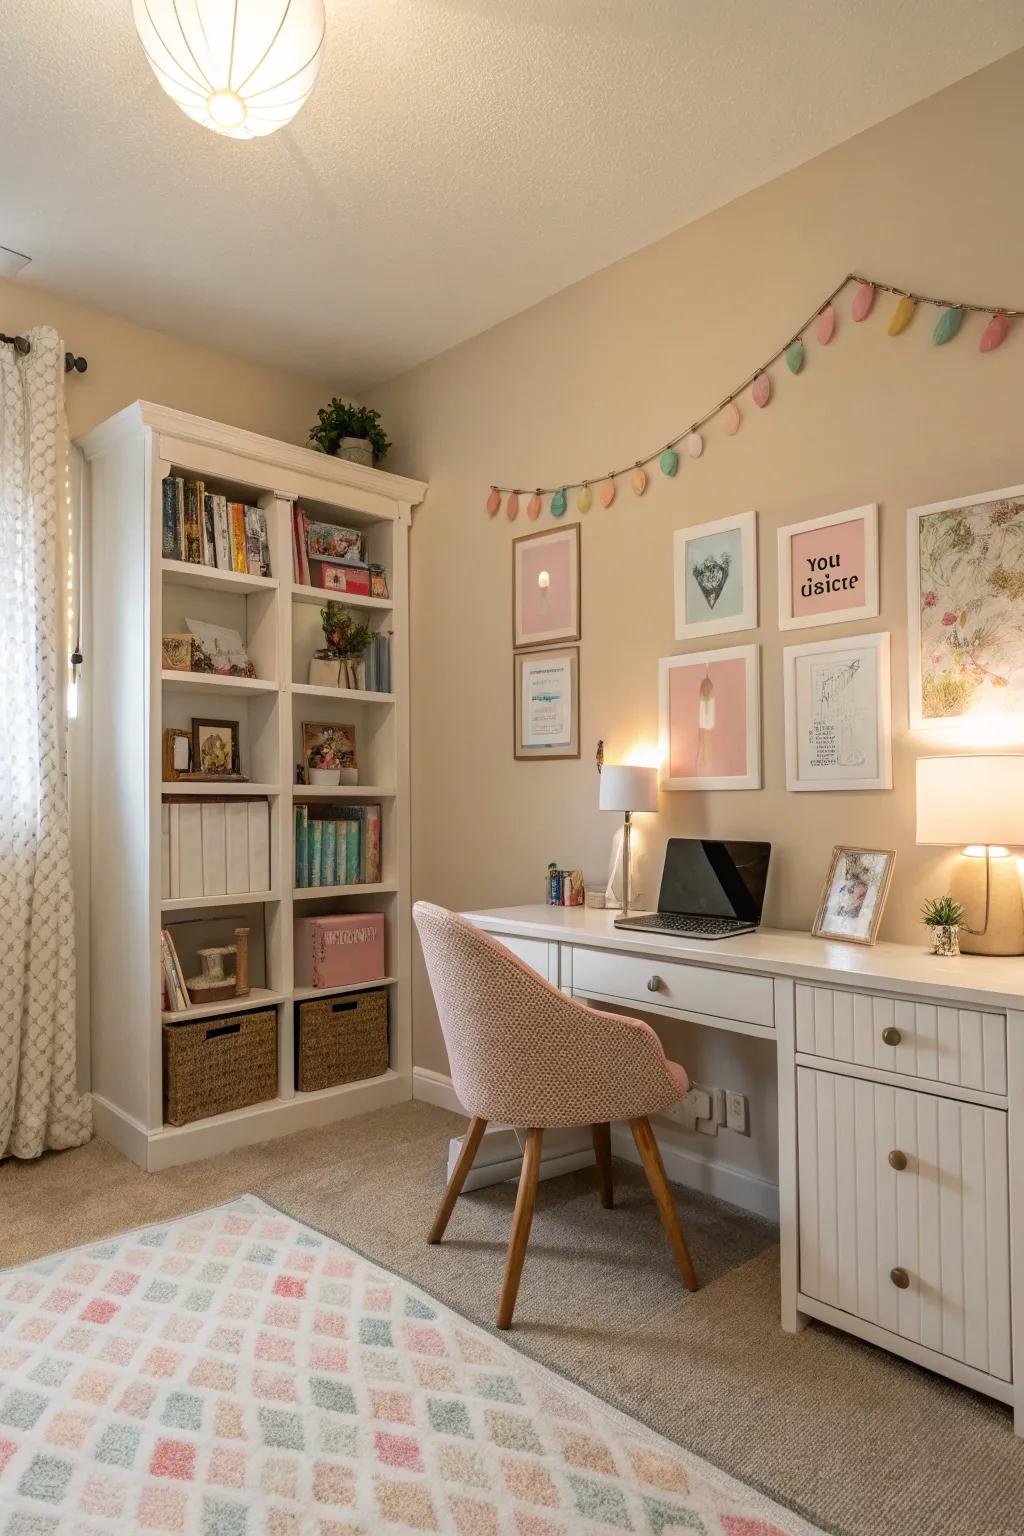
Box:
[777, 504, 878, 630]
[908, 483, 1024, 727]
[674, 511, 757, 639]
[512, 524, 580, 649]
[659, 645, 761, 789]
[783, 632, 892, 791]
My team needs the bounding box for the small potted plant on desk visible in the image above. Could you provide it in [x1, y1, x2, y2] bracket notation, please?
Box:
[308, 400, 391, 468]
[309, 603, 373, 690]
[921, 895, 966, 957]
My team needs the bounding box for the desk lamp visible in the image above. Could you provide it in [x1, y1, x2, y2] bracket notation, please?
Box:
[599, 765, 658, 919]
[915, 755, 1024, 955]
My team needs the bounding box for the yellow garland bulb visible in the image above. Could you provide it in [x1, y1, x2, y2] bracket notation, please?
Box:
[887, 295, 917, 336]
[578, 484, 592, 514]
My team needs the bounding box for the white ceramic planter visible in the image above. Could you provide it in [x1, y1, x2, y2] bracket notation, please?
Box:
[335, 436, 373, 467]
[309, 767, 342, 786]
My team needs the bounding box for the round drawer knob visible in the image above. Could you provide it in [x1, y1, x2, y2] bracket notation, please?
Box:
[882, 1026, 902, 1046]
[647, 975, 663, 992]
[888, 1149, 908, 1171]
[890, 1266, 911, 1290]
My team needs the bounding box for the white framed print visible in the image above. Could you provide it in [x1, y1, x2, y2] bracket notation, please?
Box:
[777, 503, 878, 631]
[513, 647, 579, 761]
[907, 483, 1024, 728]
[658, 644, 761, 790]
[783, 631, 892, 792]
[673, 510, 757, 639]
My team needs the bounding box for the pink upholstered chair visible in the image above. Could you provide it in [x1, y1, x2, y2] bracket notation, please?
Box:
[413, 901, 698, 1328]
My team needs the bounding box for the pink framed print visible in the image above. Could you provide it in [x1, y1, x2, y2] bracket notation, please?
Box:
[512, 524, 580, 649]
[658, 644, 761, 790]
[777, 503, 878, 631]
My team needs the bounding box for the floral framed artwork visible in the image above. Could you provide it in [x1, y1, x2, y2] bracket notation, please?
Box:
[512, 524, 580, 650]
[812, 845, 895, 945]
[191, 718, 239, 777]
[673, 510, 757, 639]
[907, 484, 1024, 727]
[513, 647, 579, 761]
[777, 503, 878, 631]
[783, 632, 892, 792]
[658, 644, 761, 790]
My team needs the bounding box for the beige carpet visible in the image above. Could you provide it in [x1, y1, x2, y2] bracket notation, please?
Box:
[2, 1100, 1021, 1536]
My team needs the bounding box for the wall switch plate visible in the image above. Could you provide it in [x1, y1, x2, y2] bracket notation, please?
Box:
[725, 1090, 749, 1135]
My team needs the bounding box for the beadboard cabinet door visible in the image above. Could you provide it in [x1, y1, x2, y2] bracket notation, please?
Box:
[797, 1067, 1011, 1381]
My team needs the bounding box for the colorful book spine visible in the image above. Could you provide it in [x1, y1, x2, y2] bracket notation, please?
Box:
[320, 819, 338, 887]
[202, 492, 217, 567]
[308, 819, 323, 888]
[257, 510, 271, 578]
[365, 807, 381, 883]
[294, 804, 309, 888]
[345, 813, 360, 885]
[213, 495, 231, 570]
[162, 477, 181, 560]
[244, 507, 263, 576]
[230, 503, 248, 573]
[182, 482, 202, 563]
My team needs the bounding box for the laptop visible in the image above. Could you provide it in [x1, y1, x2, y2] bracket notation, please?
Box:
[614, 838, 771, 940]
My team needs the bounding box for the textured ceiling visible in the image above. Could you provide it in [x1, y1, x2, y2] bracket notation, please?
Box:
[1, 2, 1022, 391]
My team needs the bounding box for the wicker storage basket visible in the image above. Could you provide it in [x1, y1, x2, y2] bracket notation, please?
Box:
[295, 988, 389, 1092]
[162, 1007, 278, 1126]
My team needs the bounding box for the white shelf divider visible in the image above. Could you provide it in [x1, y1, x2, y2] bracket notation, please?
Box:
[293, 882, 397, 901]
[289, 682, 395, 704]
[291, 583, 392, 612]
[162, 670, 279, 697]
[162, 559, 278, 596]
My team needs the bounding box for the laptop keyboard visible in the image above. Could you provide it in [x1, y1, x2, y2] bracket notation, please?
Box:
[616, 913, 753, 938]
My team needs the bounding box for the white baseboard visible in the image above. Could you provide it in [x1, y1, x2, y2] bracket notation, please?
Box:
[90, 1094, 149, 1168]
[413, 1068, 779, 1221]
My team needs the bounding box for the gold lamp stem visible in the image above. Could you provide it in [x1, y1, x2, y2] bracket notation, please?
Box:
[965, 845, 992, 936]
[621, 811, 632, 919]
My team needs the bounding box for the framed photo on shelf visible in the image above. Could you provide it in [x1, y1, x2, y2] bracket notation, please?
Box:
[301, 721, 358, 783]
[777, 503, 878, 631]
[512, 523, 580, 650]
[812, 846, 895, 945]
[514, 647, 579, 761]
[673, 510, 757, 639]
[191, 718, 240, 778]
[162, 726, 192, 782]
[783, 631, 892, 792]
[162, 633, 193, 672]
[658, 643, 761, 790]
[907, 482, 1024, 728]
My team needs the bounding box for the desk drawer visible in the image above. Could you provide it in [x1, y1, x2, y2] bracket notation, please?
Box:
[794, 984, 1006, 1095]
[797, 1067, 1011, 1380]
[492, 935, 552, 981]
[571, 947, 773, 1027]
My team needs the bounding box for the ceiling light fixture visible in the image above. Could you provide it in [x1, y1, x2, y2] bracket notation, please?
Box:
[132, 0, 326, 140]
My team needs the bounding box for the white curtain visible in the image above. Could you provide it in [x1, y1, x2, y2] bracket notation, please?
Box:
[0, 327, 92, 1158]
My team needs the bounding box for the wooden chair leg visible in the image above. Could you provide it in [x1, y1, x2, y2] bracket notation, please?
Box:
[592, 1122, 614, 1209]
[629, 1116, 699, 1291]
[428, 1116, 487, 1244]
[497, 1128, 544, 1329]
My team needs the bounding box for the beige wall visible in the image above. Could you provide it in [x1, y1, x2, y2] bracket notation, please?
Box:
[376, 51, 1024, 1110]
[0, 277, 328, 443]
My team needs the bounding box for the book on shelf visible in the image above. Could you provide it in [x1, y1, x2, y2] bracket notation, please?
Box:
[293, 802, 382, 888]
[162, 477, 271, 578]
[160, 929, 191, 1011]
[161, 796, 271, 900]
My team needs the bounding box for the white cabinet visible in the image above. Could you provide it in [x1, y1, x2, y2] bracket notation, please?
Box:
[797, 1066, 1011, 1382]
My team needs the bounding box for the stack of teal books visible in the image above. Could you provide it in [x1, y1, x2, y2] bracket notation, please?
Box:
[295, 803, 382, 888]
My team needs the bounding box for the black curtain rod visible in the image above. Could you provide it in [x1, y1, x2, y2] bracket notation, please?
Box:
[0, 332, 88, 374]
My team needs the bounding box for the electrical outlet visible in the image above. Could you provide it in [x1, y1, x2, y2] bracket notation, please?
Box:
[665, 1084, 715, 1134]
[725, 1090, 749, 1135]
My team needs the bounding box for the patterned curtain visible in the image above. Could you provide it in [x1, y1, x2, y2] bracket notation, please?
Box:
[0, 327, 92, 1158]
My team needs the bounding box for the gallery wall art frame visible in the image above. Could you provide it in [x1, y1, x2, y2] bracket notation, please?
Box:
[513, 646, 580, 761]
[811, 844, 896, 946]
[658, 643, 761, 791]
[777, 503, 878, 631]
[907, 482, 1024, 729]
[512, 522, 581, 650]
[783, 631, 892, 792]
[673, 510, 758, 640]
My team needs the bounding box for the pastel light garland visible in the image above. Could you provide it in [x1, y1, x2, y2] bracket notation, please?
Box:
[485, 271, 1022, 521]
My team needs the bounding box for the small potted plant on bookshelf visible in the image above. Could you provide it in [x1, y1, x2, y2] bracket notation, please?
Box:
[921, 894, 966, 957]
[309, 603, 374, 688]
[308, 399, 391, 467]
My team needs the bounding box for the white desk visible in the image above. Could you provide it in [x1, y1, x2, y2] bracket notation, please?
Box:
[464, 904, 1024, 1433]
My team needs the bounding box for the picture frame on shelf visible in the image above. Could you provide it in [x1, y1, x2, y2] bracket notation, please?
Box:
[658, 643, 761, 790]
[777, 503, 878, 631]
[191, 718, 240, 778]
[673, 510, 757, 639]
[907, 482, 1024, 728]
[512, 523, 580, 650]
[812, 845, 896, 945]
[302, 721, 358, 785]
[783, 631, 892, 792]
[162, 726, 192, 782]
[514, 647, 580, 761]
[162, 633, 193, 672]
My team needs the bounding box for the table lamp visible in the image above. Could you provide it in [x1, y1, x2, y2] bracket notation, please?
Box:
[599, 765, 659, 919]
[916, 755, 1024, 955]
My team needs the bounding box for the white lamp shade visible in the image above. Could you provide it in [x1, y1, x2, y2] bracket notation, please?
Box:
[916, 755, 1024, 846]
[599, 764, 659, 814]
[133, 0, 326, 140]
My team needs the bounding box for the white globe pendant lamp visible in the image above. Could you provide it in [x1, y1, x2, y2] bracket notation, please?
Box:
[132, 0, 326, 140]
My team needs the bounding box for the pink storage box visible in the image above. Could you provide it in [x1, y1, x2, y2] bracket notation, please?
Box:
[294, 913, 385, 989]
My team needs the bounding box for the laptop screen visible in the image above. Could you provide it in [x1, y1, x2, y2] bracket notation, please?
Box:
[657, 839, 771, 922]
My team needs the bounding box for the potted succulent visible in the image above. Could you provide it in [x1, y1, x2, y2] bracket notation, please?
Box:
[308, 603, 373, 689]
[921, 895, 966, 957]
[307, 739, 345, 787]
[308, 399, 391, 467]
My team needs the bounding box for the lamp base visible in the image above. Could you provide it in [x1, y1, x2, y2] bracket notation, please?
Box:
[949, 854, 1024, 956]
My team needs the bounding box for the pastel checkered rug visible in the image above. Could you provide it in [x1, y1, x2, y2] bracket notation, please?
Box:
[0, 1196, 825, 1535]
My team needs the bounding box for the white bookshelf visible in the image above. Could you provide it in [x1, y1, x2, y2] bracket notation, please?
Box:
[79, 401, 426, 1172]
